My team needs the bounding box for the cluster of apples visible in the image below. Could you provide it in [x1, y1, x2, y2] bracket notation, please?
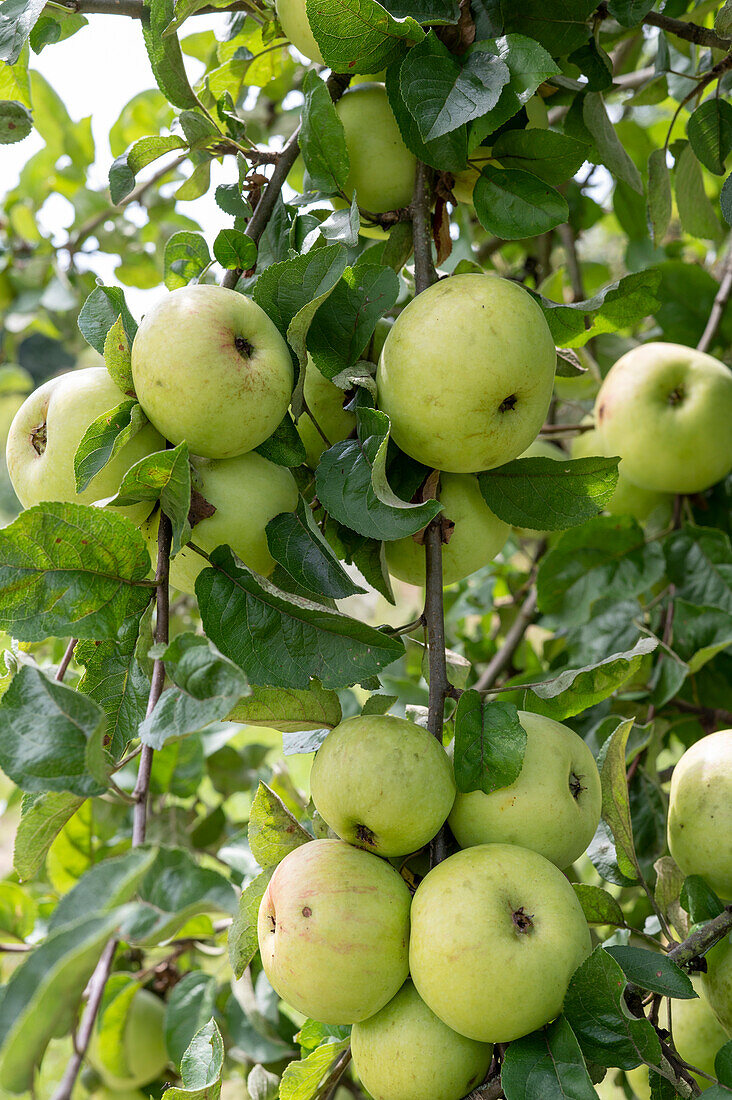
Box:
[257, 710, 606, 1100]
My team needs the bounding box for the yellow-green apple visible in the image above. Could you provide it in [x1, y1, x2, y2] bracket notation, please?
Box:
[350, 980, 492, 1100]
[667, 729, 732, 900]
[277, 0, 323, 61]
[595, 342, 732, 494]
[597, 1071, 633, 1099]
[257, 839, 411, 1023]
[409, 843, 591, 1042]
[6, 367, 163, 525]
[385, 473, 509, 586]
[88, 988, 168, 1090]
[335, 85, 416, 215]
[310, 715, 455, 856]
[702, 935, 732, 1035]
[570, 419, 671, 522]
[377, 274, 556, 473]
[131, 284, 293, 460]
[448, 711, 602, 869]
[147, 451, 298, 594]
[297, 359, 355, 467]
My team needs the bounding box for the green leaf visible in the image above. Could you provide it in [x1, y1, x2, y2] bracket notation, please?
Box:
[501, 1016, 598, 1100]
[326, 522, 395, 604]
[0, 0, 45, 63]
[563, 947, 662, 1069]
[488, 0, 597, 55]
[78, 284, 137, 355]
[165, 973, 218, 1070]
[140, 633, 249, 749]
[583, 92, 642, 193]
[568, 37, 612, 91]
[605, 945, 696, 999]
[680, 875, 725, 923]
[535, 268, 662, 348]
[607, 0, 654, 26]
[469, 33, 559, 142]
[13, 792, 84, 881]
[722, 172, 732, 226]
[473, 165, 568, 239]
[527, 639, 657, 721]
[73, 398, 147, 494]
[141, 0, 198, 107]
[491, 128, 588, 185]
[675, 141, 722, 240]
[572, 883, 625, 927]
[213, 228, 257, 270]
[248, 1065, 281, 1100]
[164, 230, 212, 290]
[385, 55, 468, 171]
[0, 502, 152, 641]
[279, 1037, 350, 1100]
[478, 456, 619, 531]
[0, 98, 31, 142]
[103, 315, 134, 394]
[255, 413, 307, 468]
[197, 546, 404, 689]
[228, 680, 341, 732]
[0, 666, 107, 796]
[306, 0, 423, 74]
[308, 265, 400, 380]
[228, 868, 273, 977]
[687, 97, 732, 176]
[453, 692, 526, 795]
[400, 31, 509, 141]
[0, 911, 123, 1092]
[300, 69, 349, 193]
[266, 498, 365, 600]
[162, 1019, 224, 1100]
[126, 847, 238, 945]
[536, 515, 666, 627]
[109, 133, 186, 203]
[597, 718, 640, 883]
[673, 600, 732, 673]
[108, 442, 192, 555]
[647, 147, 672, 246]
[248, 781, 312, 870]
[49, 848, 158, 933]
[29, 10, 86, 50]
[316, 407, 441, 541]
[664, 526, 732, 614]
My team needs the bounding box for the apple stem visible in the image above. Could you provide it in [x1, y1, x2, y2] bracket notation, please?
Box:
[55, 637, 78, 682]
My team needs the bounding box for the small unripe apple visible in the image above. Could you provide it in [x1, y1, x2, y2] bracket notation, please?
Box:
[147, 451, 298, 594]
[571, 419, 672, 522]
[277, 0, 323, 62]
[6, 367, 163, 525]
[87, 988, 168, 1090]
[310, 714, 455, 856]
[667, 729, 732, 900]
[448, 711, 602, 870]
[595, 342, 732, 494]
[258, 839, 411, 1023]
[702, 934, 732, 1035]
[335, 85, 416, 215]
[409, 843, 591, 1042]
[385, 473, 509, 587]
[377, 274, 556, 473]
[131, 284, 294, 460]
[297, 359, 355, 468]
[351, 980, 492, 1100]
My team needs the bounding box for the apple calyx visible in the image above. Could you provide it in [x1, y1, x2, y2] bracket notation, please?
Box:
[30, 421, 47, 456]
[569, 771, 586, 801]
[667, 384, 685, 406]
[498, 393, 518, 413]
[234, 335, 253, 359]
[355, 823, 378, 848]
[511, 906, 534, 934]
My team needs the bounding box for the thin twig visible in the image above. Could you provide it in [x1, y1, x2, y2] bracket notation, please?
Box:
[669, 905, 732, 968]
[412, 161, 437, 294]
[474, 587, 538, 693]
[697, 249, 732, 354]
[539, 422, 594, 435]
[317, 1048, 352, 1100]
[55, 638, 78, 682]
[51, 939, 118, 1100]
[556, 223, 585, 303]
[424, 523, 450, 868]
[643, 10, 729, 51]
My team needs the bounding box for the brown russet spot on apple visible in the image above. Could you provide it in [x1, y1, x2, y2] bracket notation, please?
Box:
[498, 393, 518, 413]
[511, 906, 534, 934]
[355, 823, 377, 848]
[188, 488, 217, 528]
[235, 335, 253, 358]
[30, 421, 47, 456]
[301, 906, 312, 918]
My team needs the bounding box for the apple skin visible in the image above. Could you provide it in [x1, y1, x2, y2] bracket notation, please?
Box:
[297, 360, 356, 468]
[351, 980, 492, 1100]
[6, 367, 163, 526]
[257, 839, 411, 1024]
[385, 473, 509, 587]
[335, 85, 416, 215]
[409, 843, 591, 1042]
[88, 989, 168, 1090]
[448, 711, 602, 870]
[377, 274, 556, 473]
[702, 935, 732, 1036]
[276, 0, 323, 62]
[667, 728, 732, 900]
[310, 715, 456, 856]
[570, 420, 671, 522]
[147, 451, 298, 594]
[131, 284, 293, 460]
[595, 342, 732, 494]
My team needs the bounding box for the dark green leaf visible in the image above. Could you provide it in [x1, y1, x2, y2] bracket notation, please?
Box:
[527, 640, 657, 721]
[572, 884, 625, 927]
[300, 69, 349, 193]
[664, 526, 732, 613]
[162, 1019, 224, 1100]
[326, 522, 395, 604]
[478, 456, 618, 531]
[306, 0, 423, 74]
[228, 869, 273, 977]
[74, 398, 147, 494]
[109, 133, 186, 203]
[78, 285, 137, 355]
[308, 265, 400, 380]
[679, 875, 725, 923]
[675, 141, 722, 240]
[266, 498, 365, 600]
[535, 268, 662, 348]
[127, 847, 238, 945]
[248, 781, 311, 869]
[485, 0, 597, 55]
[597, 718, 640, 883]
[141, 0, 198, 107]
[165, 973, 218, 1070]
[722, 172, 732, 226]
[474, 165, 568, 239]
[453, 692, 526, 795]
[501, 1016, 598, 1100]
[492, 128, 589, 185]
[49, 849, 157, 932]
[568, 38, 612, 91]
[687, 97, 732, 176]
[255, 413, 307, 467]
[605, 945, 696, 999]
[647, 147, 672, 246]
[385, 56, 468, 172]
[164, 231, 212, 290]
[607, 0, 654, 26]
[213, 228, 257, 270]
[0, 99, 32, 143]
[13, 791, 84, 881]
[0, 0, 45, 63]
[107, 442, 192, 555]
[469, 33, 559, 141]
[582, 92, 642, 193]
[673, 600, 732, 673]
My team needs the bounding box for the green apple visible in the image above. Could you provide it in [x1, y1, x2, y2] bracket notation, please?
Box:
[451, 148, 493, 206]
[448, 711, 602, 870]
[88, 988, 168, 1090]
[377, 274, 556, 473]
[276, 0, 323, 62]
[5, 367, 163, 525]
[595, 342, 732, 494]
[597, 1070, 633, 1099]
[351, 979, 492, 1100]
[570, 420, 672, 522]
[310, 714, 456, 856]
[409, 843, 591, 1042]
[335, 85, 416, 215]
[702, 934, 732, 1036]
[297, 359, 356, 468]
[131, 284, 293, 460]
[257, 839, 411, 1023]
[385, 473, 509, 587]
[667, 728, 732, 900]
[148, 451, 298, 594]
